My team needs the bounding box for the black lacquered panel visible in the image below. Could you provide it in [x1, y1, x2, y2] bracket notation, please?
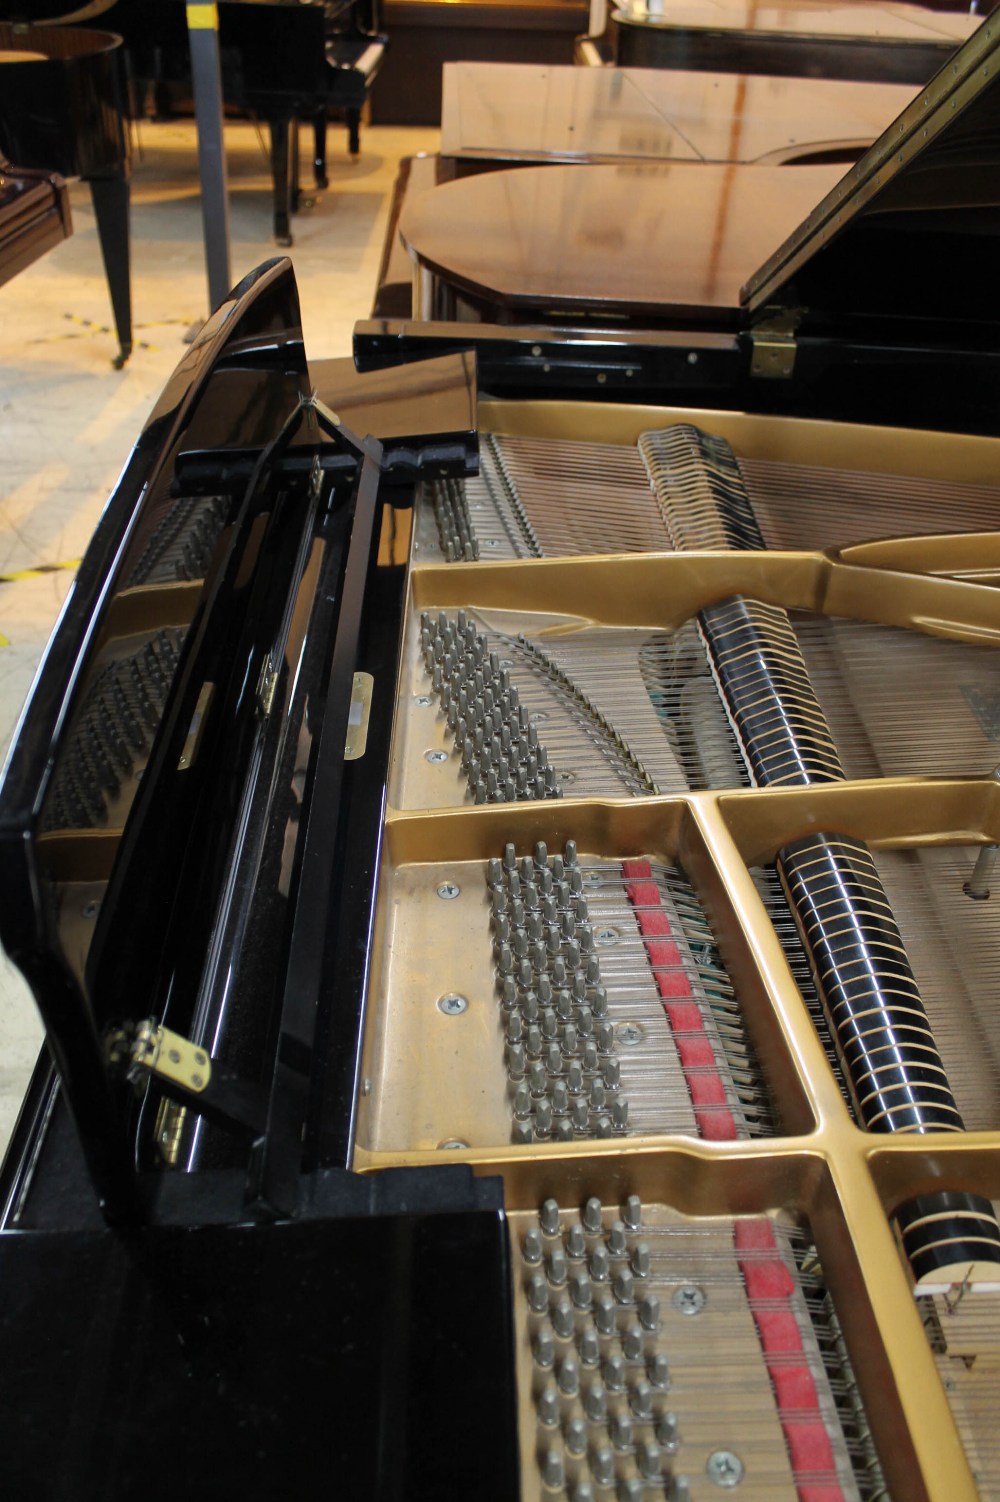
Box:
[0, 1208, 520, 1500]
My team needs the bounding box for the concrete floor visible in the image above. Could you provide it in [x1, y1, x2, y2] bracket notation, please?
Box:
[0, 117, 438, 1153]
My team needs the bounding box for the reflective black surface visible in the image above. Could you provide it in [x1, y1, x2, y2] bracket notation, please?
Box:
[0, 259, 310, 1218]
[0, 1200, 520, 1500]
[0, 24, 126, 180]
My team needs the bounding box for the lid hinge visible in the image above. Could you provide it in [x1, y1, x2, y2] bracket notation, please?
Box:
[129, 1022, 211, 1094]
[748, 307, 802, 379]
[108, 1020, 268, 1140]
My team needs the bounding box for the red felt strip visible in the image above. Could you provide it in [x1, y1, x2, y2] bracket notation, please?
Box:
[618, 868, 845, 1498]
[734, 1217, 847, 1501]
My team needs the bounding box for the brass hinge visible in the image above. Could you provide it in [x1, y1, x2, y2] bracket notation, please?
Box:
[128, 1021, 211, 1094]
[749, 308, 802, 379]
[257, 653, 279, 718]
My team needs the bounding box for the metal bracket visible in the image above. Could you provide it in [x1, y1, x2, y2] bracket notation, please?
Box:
[257, 654, 279, 719]
[128, 1022, 211, 1094]
[345, 672, 374, 761]
[749, 308, 802, 379]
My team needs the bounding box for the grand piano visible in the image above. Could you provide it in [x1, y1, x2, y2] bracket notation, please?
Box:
[2, 16, 1000, 1502]
[0, 11, 131, 365]
[100, 0, 388, 244]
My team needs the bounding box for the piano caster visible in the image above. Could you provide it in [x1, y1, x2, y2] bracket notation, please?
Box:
[276, 234, 293, 249]
[112, 343, 132, 371]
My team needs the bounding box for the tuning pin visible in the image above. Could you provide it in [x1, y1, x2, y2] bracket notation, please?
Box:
[590, 1244, 610, 1282]
[548, 1247, 568, 1286]
[540, 1199, 561, 1236]
[604, 1354, 626, 1393]
[523, 1226, 543, 1263]
[649, 1353, 670, 1389]
[591, 1447, 614, 1488]
[622, 1323, 643, 1359]
[582, 1197, 603, 1234]
[565, 1222, 587, 1259]
[607, 1220, 627, 1257]
[610, 1412, 633, 1451]
[570, 1272, 593, 1310]
[657, 1412, 680, 1450]
[583, 1379, 607, 1422]
[631, 1243, 650, 1278]
[534, 1322, 555, 1368]
[540, 1449, 564, 1489]
[537, 1385, 560, 1426]
[594, 1291, 616, 1336]
[623, 1194, 642, 1231]
[639, 1294, 660, 1335]
[637, 1441, 662, 1480]
[558, 1355, 580, 1397]
[552, 1297, 575, 1340]
[631, 1379, 654, 1420]
[614, 1269, 634, 1305]
[565, 1417, 587, 1457]
[527, 1272, 549, 1313]
[578, 1326, 600, 1366]
[529, 1061, 548, 1097]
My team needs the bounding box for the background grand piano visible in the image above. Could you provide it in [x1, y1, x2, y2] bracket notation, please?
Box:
[0, 13, 131, 364]
[98, 0, 387, 244]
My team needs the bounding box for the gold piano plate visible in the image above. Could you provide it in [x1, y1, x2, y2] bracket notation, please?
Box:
[356, 396, 1000, 1502]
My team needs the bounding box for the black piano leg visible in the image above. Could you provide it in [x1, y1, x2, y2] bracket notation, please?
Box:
[269, 117, 294, 247]
[90, 176, 133, 369]
[291, 118, 301, 214]
[347, 106, 361, 159]
[313, 112, 328, 190]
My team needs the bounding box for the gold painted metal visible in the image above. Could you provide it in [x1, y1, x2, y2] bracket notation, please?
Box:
[353, 397, 1000, 1502]
[836, 532, 1000, 582]
[129, 1022, 211, 1095]
[477, 398, 1000, 485]
[344, 671, 374, 761]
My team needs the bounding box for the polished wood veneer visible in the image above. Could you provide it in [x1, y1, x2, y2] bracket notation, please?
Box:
[399, 160, 844, 324]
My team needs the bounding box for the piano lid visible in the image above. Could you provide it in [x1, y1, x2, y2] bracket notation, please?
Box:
[741, 9, 1000, 332]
